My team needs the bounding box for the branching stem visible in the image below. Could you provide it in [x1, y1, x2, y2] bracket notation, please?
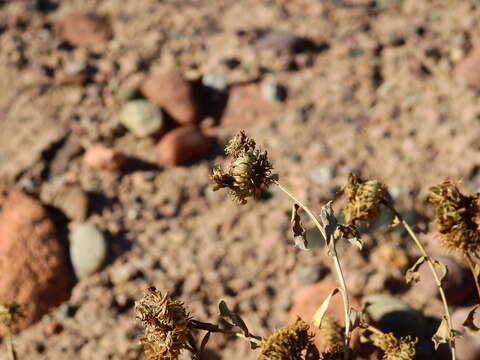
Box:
[383, 202, 456, 360]
[275, 181, 351, 360]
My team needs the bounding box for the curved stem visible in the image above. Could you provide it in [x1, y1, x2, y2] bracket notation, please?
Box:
[275, 181, 351, 360]
[384, 202, 456, 360]
[465, 253, 480, 300]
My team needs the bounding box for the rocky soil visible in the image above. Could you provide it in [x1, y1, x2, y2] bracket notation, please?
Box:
[1, 0, 480, 359]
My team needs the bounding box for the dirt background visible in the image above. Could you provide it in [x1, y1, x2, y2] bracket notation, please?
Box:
[1, 0, 480, 359]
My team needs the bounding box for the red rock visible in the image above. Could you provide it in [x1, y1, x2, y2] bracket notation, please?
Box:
[83, 145, 126, 171]
[141, 69, 198, 125]
[156, 126, 214, 166]
[54, 13, 112, 47]
[288, 281, 361, 352]
[454, 46, 480, 89]
[0, 185, 72, 331]
[220, 83, 279, 131]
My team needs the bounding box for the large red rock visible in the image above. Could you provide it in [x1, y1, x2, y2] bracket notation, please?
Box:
[288, 280, 361, 352]
[156, 126, 214, 166]
[0, 185, 72, 331]
[54, 13, 112, 47]
[454, 46, 480, 89]
[141, 69, 199, 125]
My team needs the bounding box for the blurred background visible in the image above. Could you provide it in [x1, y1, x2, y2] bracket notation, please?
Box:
[1, 0, 480, 359]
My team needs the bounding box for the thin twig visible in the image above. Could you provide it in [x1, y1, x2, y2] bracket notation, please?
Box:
[275, 181, 351, 360]
[5, 327, 16, 360]
[383, 202, 456, 360]
[465, 253, 480, 301]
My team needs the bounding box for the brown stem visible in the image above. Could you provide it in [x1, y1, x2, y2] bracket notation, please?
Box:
[275, 181, 351, 360]
[465, 253, 480, 300]
[383, 202, 456, 360]
[191, 320, 262, 345]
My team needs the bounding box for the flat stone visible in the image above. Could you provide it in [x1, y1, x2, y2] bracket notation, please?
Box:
[70, 223, 107, 279]
[308, 165, 336, 185]
[120, 100, 163, 137]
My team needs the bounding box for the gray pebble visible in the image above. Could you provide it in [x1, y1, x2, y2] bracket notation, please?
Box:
[202, 72, 228, 92]
[262, 81, 287, 103]
[304, 227, 325, 249]
[295, 263, 329, 286]
[308, 165, 336, 185]
[120, 100, 163, 137]
[70, 223, 107, 279]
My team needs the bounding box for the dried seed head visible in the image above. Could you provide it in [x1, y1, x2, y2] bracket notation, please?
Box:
[428, 180, 480, 256]
[257, 317, 319, 360]
[370, 332, 417, 360]
[211, 131, 278, 204]
[320, 316, 344, 352]
[319, 344, 344, 360]
[342, 173, 388, 225]
[135, 286, 192, 360]
[0, 302, 22, 327]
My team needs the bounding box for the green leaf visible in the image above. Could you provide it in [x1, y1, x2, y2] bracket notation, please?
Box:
[291, 204, 309, 251]
[218, 301, 249, 336]
[312, 288, 341, 328]
[462, 305, 480, 335]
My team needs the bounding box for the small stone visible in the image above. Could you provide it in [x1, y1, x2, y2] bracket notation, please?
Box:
[295, 263, 329, 286]
[110, 264, 141, 285]
[49, 138, 83, 177]
[454, 46, 480, 89]
[308, 165, 336, 185]
[44, 320, 63, 336]
[70, 223, 107, 279]
[0, 185, 72, 330]
[362, 294, 426, 338]
[54, 13, 112, 47]
[419, 256, 475, 306]
[262, 81, 287, 103]
[120, 100, 163, 137]
[83, 144, 126, 171]
[55, 304, 78, 320]
[141, 69, 198, 124]
[156, 126, 215, 166]
[254, 31, 314, 54]
[53, 185, 89, 221]
[202, 72, 228, 92]
[452, 307, 480, 360]
[221, 57, 240, 70]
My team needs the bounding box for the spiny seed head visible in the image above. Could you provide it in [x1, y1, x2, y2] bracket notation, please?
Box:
[257, 317, 319, 360]
[342, 173, 388, 225]
[428, 180, 480, 256]
[319, 344, 344, 360]
[211, 131, 278, 205]
[370, 332, 417, 360]
[135, 286, 192, 360]
[320, 316, 344, 352]
[0, 302, 22, 327]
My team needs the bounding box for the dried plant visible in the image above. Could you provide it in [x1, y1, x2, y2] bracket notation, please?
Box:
[0, 302, 23, 360]
[257, 317, 319, 360]
[366, 328, 417, 360]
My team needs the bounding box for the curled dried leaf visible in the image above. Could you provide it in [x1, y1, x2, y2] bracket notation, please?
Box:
[219, 301, 249, 336]
[312, 288, 341, 329]
[405, 256, 426, 284]
[291, 204, 309, 251]
[432, 316, 459, 350]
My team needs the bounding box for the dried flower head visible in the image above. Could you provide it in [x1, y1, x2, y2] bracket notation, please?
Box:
[0, 302, 22, 327]
[319, 344, 344, 360]
[320, 316, 344, 352]
[428, 180, 480, 256]
[342, 173, 388, 225]
[211, 131, 278, 204]
[135, 286, 193, 360]
[257, 317, 319, 360]
[370, 332, 417, 360]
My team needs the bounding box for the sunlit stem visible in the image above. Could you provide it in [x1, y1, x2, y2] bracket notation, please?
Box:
[465, 253, 480, 301]
[383, 202, 456, 360]
[275, 181, 351, 360]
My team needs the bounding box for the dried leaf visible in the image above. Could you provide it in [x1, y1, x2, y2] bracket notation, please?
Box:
[474, 263, 480, 279]
[431, 258, 448, 283]
[218, 301, 249, 336]
[291, 204, 309, 251]
[312, 288, 341, 328]
[349, 308, 365, 330]
[432, 317, 453, 349]
[462, 305, 480, 335]
[405, 256, 426, 284]
[320, 201, 338, 255]
[390, 216, 401, 228]
[200, 332, 211, 354]
[336, 224, 362, 250]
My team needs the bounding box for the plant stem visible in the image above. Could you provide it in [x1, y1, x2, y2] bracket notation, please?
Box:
[465, 253, 480, 300]
[383, 202, 456, 360]
[5, 327, 16, 360]
[275, 181, 351, 360]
